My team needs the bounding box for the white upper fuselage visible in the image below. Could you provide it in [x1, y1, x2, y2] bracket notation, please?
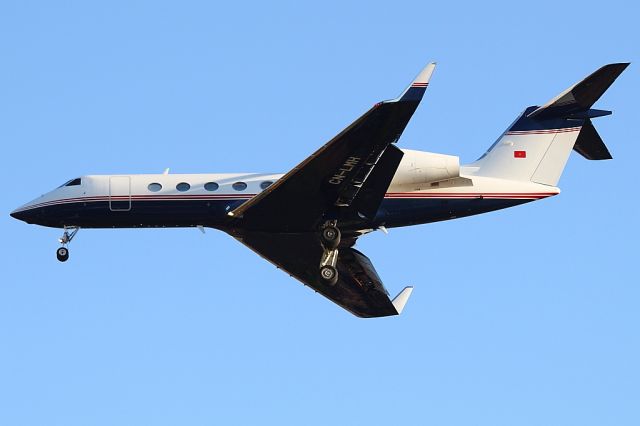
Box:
[11, 149, 559, 230]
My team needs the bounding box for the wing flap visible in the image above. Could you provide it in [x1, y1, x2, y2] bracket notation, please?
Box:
[352, 144, 405, 219]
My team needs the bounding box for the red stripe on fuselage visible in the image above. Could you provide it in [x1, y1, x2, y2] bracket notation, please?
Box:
[14, 192, 558, 213]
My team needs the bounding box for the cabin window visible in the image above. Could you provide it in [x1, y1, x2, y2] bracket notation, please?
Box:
[148, 183, 162, 192]
[232, 182, 247, 191]
[204, 182, 219, 191]
[176, 182, 191, 192]
[59, 178, 81, 187]
[260, 180, 273, 190]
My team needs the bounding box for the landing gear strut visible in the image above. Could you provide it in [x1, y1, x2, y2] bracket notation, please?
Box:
[319, 221, 340, 286]
[319, 248, 339, 286]
[57, 226, 79, 262]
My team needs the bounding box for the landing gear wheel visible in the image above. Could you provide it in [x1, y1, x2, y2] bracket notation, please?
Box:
[319, 265, 338, 286]
[56, 247, 69, 262]
[56, 227, 79, 262]
[321, 226, 341, 249]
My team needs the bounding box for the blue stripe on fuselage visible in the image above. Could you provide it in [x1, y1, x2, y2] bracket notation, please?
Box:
[13, 197, 535, 230]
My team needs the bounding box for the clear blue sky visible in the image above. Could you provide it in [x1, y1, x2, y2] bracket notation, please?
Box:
[1, 1, 638, 425]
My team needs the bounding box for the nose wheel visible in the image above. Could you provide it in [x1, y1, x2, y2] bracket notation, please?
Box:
[56, 247, 69, 262]
[57, 227, 79, 262]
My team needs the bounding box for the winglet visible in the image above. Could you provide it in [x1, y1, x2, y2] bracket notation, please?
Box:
[392, 62, 436, 103]
[391, 286, 414, 314]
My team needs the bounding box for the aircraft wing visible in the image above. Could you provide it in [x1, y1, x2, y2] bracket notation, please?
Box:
[226, 63, 432, 316]
[233, 231, 413, 318]
[229, 62, 436, 232]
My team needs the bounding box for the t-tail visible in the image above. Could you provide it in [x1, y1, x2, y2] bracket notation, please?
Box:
[471, 63, 629, 186]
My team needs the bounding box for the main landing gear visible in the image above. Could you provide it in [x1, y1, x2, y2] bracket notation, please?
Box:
[56, 226, 79, 262]
[319, 221, 341, 286]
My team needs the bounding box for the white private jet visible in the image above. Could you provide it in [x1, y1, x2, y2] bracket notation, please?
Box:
[10, 62, 628, 317]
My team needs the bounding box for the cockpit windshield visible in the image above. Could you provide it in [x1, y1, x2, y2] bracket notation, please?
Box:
[58, 178, 82, 188]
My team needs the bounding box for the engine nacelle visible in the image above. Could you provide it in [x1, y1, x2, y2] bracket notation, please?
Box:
[391, 149, 460, 186]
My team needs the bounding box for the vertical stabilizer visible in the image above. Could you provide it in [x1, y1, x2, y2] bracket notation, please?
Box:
[471, 63, 628, 186]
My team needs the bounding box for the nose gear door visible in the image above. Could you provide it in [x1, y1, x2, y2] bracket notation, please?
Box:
[109, 176, 131, 211]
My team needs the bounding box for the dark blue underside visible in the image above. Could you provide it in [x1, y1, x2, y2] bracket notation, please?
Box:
[15, 198, 533, 230]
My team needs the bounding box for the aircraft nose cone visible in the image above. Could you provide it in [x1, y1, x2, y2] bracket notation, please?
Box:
[10, 208, 28, 222]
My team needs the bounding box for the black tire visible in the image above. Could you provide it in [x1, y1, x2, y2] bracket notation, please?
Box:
[320, 226, 341, 249]
[319, 265, 338, 286]
[56, 247, 69, 262]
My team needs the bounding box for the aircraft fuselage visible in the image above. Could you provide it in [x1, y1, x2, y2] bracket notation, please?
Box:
[10, 165, 558, 232]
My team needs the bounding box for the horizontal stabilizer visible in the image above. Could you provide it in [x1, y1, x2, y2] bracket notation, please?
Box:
[528, 63, 629, 119]
[391, 286, 414, 314]
[566, 108, 612, 119]
[573, 119, 612, 160]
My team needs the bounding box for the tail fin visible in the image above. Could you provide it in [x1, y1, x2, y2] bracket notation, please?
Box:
[472, 63, 628, 186]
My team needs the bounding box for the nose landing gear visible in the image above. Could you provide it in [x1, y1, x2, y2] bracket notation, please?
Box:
[56, 227, 79, 262]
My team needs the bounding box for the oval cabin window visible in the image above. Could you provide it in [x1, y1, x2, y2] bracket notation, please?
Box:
[204, 182, 219, 191]
[176, 182, 191, 192]
[232, 182, 247, 191]
[148, 183, 162, 192]
[260, 181, 273, 190]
